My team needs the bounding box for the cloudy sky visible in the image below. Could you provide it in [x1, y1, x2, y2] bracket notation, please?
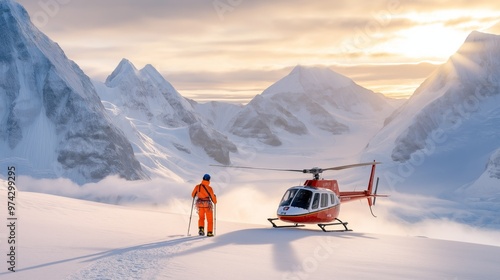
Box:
[17, 0, 500, 103]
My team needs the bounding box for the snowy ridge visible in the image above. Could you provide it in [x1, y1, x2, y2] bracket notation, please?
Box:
[104, 58, 199, 128]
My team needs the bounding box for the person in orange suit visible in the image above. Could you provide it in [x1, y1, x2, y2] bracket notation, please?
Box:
[192, 174, 217, 237]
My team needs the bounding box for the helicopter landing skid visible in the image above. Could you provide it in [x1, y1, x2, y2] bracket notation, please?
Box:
[267, 218, 305, 229]
[317, 218, 352, 232]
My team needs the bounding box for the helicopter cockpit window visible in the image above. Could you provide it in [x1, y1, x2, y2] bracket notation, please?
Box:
[291, 189, 313, 210]
[311, 193, 320, 210]
[279, 189, 298, 207]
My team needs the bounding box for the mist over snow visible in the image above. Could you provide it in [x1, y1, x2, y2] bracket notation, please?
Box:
[11, 173, 500, 249]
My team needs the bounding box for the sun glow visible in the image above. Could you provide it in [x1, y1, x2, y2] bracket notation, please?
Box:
[387, 10, 500, 62]
[391, 24, 465, 61]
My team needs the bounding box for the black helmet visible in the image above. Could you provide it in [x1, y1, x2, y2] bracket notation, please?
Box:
[203, 174, 211, 181]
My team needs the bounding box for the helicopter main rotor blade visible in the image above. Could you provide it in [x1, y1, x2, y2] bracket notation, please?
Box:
[210, 164, 304, 173]
[211, 162, 380, 174]
[322, 162, 381, 171]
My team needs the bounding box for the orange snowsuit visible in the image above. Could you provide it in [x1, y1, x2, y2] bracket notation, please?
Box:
[192, 180, 217, 233]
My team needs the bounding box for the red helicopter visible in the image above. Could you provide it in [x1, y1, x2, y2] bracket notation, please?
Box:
[212, 161, 386, 232]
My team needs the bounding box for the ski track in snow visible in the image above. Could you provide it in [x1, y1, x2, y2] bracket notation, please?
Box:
[66, 236, 205, 280]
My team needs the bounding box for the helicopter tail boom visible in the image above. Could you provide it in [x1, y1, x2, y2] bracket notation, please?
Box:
[339, 161, 388, 206]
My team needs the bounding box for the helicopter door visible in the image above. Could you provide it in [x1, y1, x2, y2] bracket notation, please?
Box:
[311, 193, 320, 210]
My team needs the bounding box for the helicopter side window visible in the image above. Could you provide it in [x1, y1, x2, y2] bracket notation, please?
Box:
[280, 189, 298, 207]
[311, 193, 320, 210]
[291, 189, 313, 210]
[330, 194, 338, 205]
[320, 193, 328, 208]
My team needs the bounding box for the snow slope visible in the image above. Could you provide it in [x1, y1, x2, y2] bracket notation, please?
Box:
[1, 189, 499, 280]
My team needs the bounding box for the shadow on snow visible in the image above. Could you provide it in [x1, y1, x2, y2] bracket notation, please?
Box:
[3, 227, 376, 275]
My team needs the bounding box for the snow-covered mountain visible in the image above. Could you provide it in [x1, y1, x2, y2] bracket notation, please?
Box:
[228, 65, 396, 146]
[363, 31, 500, 225]
[94, 59, 237, 177]
[0, 0, 146, 184]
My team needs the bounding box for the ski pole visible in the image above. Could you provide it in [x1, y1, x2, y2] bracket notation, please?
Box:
[214, 203, 217, 236]
[187, 196, 195, 236]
